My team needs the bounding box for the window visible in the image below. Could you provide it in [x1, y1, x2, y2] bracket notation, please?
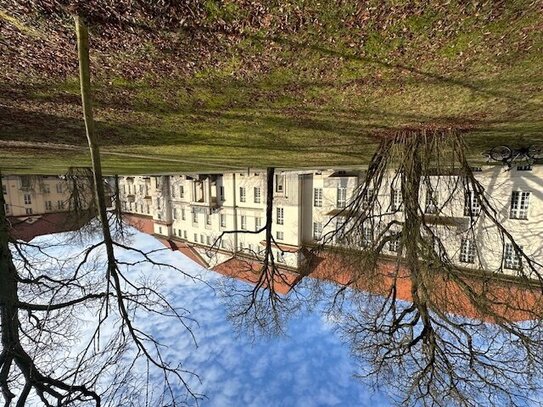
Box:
[156, 198, 161, 209]
[2, 184, 6, 194]
[240, 187, 246, 203]
[194, 233, 198, 242]
[276, 207, 284, 225]
[241, 215, 247, 230]
[181, 208, 186, 220]
[179, 185, 184, 198]
[275, 174, 285, 193]
[183, 230, 187, 239]
[459, 238, 476, 263]
[173, 229, 177, 236]
[220, 214, 226, 227]
[205, 213, 211, 225]
[200, 234, 204, 244]
[25, 208, 33, 215]
[255, 217, 262, 231]
[504, 243, 522, 270]
[219, 186, 225, 201]
[313, 222, 322, 240]
[254, 187, 261, 203]
[388, 233, 401, 253]
[335, 218, 347, 244]
[276, 251, 285, 263]
[276, 231, 284, 240]
[158, 226, 163, 234]
[192, 211, 198, 223]
[464, 191, 480, 217]
[43, 184, 50, 194]
[139, 185, 144, 193]
[362, 189, 373, 206]
[24, 194, 31, 205]
[425, 187, 438, 214]
[206, 236, 211, 245]
[173, 208, 177, 220]
[337, 187, 347, 208]
[311, 188, 323, 207]
[45, 201, 52, 211]
[18, 176, 32, 190]
[362, 226, 373, 246]
[391, 189, 402, 211]
[146, 204, 150, 214]
[510, 191, 530, 220]
[56, 183, 63, 193]
[57, 200, 65, 210]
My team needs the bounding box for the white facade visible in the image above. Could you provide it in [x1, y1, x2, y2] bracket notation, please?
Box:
[119, 171, 308, 269]
[119, 165, 543, 277]
[2, 175, 83, 216]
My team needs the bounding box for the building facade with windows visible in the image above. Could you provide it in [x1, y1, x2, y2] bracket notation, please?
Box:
[2, 175, 81, 217]
[119, 171, 310, 270]
[119, 165, 543, 279]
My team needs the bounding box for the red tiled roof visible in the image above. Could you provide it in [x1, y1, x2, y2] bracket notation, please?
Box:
[156, 237, 209, 268]
[8, 212, 92, 242]
[122, 213, 154, 234]
[306, 252, 543, 322]
[212, 257, 302, 295]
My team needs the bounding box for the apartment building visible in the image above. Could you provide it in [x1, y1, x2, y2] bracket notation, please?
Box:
[2, 174, 94, 241]
[119, 171, 309, 270]
[119, 165, 543, 278]
[2, 175, 76, 216]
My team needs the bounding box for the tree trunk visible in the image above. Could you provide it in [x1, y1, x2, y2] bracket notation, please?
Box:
[74, 16, 114, 259]
[0, 175, 19, 403]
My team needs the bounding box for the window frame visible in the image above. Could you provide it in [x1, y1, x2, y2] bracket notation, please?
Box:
[510, 191, 530, 220]
[313, 188, 323, 207]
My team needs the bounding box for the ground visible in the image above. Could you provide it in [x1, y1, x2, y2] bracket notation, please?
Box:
[1, 1, 542, 174]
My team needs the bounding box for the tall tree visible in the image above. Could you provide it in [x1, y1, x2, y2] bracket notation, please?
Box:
[310, 130, 543, 406]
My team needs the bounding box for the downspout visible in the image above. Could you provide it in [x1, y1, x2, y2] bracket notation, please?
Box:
[232, 173, 238, 254]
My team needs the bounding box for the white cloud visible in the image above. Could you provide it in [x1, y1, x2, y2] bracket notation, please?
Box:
[26, 227, 391, 407]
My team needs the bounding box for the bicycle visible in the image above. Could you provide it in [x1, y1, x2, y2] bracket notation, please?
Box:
[482, 145, 542, 170]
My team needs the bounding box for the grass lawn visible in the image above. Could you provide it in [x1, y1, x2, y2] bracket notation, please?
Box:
[1, 1, 542, 174]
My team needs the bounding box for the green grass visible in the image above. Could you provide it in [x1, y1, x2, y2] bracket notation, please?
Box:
[1, 1, 542, 174]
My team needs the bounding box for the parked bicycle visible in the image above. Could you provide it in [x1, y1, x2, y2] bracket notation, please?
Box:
[482, 145, 542, 170]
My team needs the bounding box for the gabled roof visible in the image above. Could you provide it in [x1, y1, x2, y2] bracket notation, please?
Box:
[306, 251, 542, 322]
[8, 212, 92, 242]
[212, 256, 302, 295]
[122, 213, 154, 234]
[157, 238, 209, 268]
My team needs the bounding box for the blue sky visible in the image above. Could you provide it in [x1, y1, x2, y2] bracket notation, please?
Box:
[31, 227, 392, 407]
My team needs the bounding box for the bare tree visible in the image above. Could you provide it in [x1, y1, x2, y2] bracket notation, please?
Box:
[0, 14, 204, 406]
[309, 130, 543, 407]
[207, 167, 303, 337]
